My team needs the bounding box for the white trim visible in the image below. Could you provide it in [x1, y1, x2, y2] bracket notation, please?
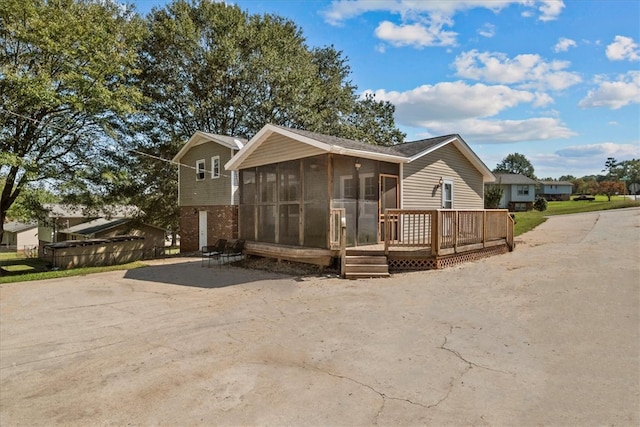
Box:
[442, 179, 454, 209]
[225, 124, 407, 171]
[196, 159, 206, 181]
[399, 163, 404, 209]
[173, 131, 245, 163]
[211, 155, 220, 179]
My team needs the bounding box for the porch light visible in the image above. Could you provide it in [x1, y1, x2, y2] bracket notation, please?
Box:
[355, 159, 361, 170]
[438, 177, 444, 187]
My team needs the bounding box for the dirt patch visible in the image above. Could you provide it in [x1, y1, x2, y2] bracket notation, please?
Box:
[234, 255, 340, 277]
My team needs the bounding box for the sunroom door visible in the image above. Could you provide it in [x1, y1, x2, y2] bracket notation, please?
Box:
[379, 174, 399, 242]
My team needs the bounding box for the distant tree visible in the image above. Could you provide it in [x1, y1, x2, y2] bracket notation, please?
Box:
[603, 157, 619, 179]
[617, 158, 640, 192]
[598, 181, 625, 201]
[558, 175, 576, 181]
[0, 0, 145, 243]
[493, 153, 536, 179]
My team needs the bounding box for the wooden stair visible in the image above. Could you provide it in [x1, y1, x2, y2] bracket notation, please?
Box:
[344, 253, 390, 279]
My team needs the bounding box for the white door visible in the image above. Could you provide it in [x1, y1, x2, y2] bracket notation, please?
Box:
[442, 180, 453, 208]
[198, 210, 207, 250]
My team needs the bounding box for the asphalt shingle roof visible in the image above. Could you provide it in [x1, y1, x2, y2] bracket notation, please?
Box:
[3, 221, 37, 233]
[275, 126, 459, 159]
[491, 173, 538, 185]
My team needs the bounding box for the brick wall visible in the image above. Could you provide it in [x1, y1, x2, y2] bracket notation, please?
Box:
[179, 205, 238, 253]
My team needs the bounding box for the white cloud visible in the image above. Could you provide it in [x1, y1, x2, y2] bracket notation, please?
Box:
[368, 81, 573, 143]
[555, 143, 640, 159]
[453, 50, 582, 90]
[537, 0, 565, 22]
[374, 21, 457, 48]
[606, 36, 640, 61]
[477, 23, 496, 38]
[322, 1, 565, 47]
[554, 37, 576, 52]
[531, 142, 640, 178]
[578, 71, 640, 110]
[424, 118, 576, 143]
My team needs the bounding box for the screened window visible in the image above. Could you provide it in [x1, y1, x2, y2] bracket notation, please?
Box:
[196, 159, 205, 181]
[211, 156, 220, 178]
[238, 156, 328, 247]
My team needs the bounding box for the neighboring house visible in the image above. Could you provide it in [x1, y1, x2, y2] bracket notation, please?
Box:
[38, 203, 140, 245]
[57, 217, 166, 251]
[538, 180, 573, 201]
[1, 221, 38, 253]
[37, 204, 142, 258]
[172, 131, 247, 252]
[221, 124, 494, 257]
[487, 173, 537, 211]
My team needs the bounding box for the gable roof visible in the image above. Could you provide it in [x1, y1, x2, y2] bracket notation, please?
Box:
[61, 218, 131, 236]
[172, 131, 247, 163]
[225, 124, 494, 181]
[3, 221, 37, 233]
[60, 218, 166, 237]
[490, 173, 538, 185]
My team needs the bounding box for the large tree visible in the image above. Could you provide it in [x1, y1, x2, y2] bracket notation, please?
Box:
[113, 0, 404, 236]
[493, 153, 536, 179]
[0, 0, 145, 242]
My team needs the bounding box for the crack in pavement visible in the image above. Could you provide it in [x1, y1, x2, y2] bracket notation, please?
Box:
[423, 325, 515, 411]
[301, 363, 431, 425]
[439, 325, 514, 375]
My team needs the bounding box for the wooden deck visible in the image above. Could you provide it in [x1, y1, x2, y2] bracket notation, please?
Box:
[245, 209, 515, 275]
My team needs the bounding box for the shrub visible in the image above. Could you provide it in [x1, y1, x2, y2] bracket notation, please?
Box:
[484, 184, 503, 209]
[534, 196, 548, 212]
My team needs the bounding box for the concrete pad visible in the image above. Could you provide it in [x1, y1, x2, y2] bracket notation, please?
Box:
[1, 208, 639, 425]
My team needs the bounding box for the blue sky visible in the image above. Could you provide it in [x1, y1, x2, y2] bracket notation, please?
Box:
[132, 0, 640, 178]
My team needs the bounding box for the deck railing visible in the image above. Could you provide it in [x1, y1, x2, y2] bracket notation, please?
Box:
[384, 209, 514, 255]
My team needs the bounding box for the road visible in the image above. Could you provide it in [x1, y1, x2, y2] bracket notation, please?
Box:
[1, 208, 638, 425]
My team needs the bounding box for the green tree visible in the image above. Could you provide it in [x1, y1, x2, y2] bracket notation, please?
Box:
[598, 181, 625, 201]
[0, 0, 145, 242]
[602, 157, 619, 179]
[344, 93, 405, 146]
[493, 153, 536, 179]
[484, 183, 504, 209]
[110, 0, 404, 236]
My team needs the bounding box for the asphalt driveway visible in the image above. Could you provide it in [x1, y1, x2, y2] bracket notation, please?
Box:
[1, 208, 638, 426]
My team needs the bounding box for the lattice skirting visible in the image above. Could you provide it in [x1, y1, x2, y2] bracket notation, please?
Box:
[388, 244, 509, 271]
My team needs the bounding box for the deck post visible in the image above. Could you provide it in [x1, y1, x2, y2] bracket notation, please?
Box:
[432, 210, 439, 256]
[453, 211, 459, 253]
[340, 216, 347, 278]
[384, 209, 389, 256]
[482, 210, 487, 248]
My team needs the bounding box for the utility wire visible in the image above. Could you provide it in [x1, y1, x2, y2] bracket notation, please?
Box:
[0, 107, 232, 176]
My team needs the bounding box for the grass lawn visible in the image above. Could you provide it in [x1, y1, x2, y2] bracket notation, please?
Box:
[0, 259, 148, 284]
[512, 195, 640, 236]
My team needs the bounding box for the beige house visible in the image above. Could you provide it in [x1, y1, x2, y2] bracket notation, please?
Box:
[1, 221, 38, 254]
[224, 124, 495, 255]
[172, 131, 247, 252]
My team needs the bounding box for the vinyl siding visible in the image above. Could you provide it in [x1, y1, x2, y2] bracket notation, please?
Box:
[542, 184, 572, 194]
[179, 142, 236, 206]
[240, 133, 326, 169]
[402, 143, 484, 209]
